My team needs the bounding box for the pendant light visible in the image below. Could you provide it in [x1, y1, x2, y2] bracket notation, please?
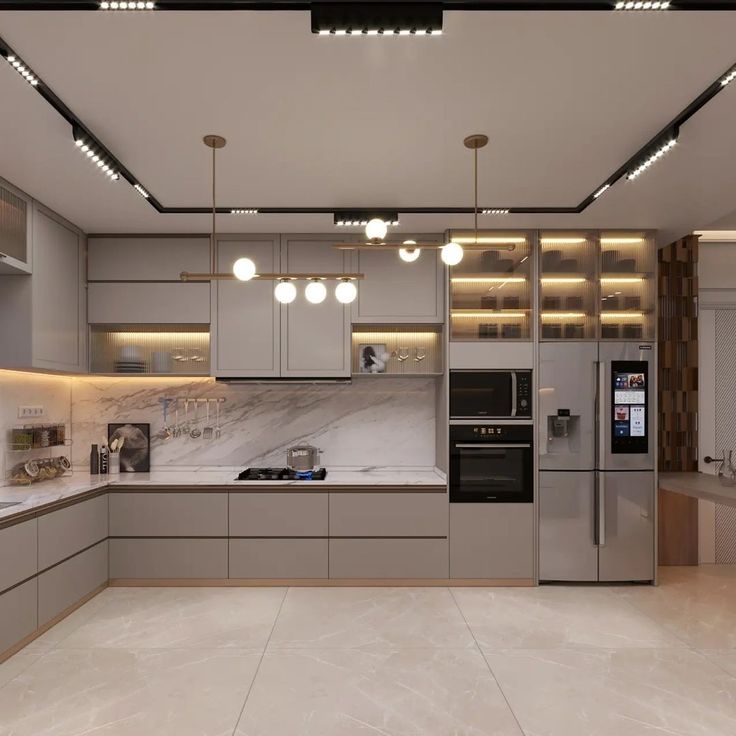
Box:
[335, 278, 358, 304]
[305, 279, 328, 304]
[441, 134, 488, 266]
[399, 240, 421, 263]
[274, 279, 297, 304]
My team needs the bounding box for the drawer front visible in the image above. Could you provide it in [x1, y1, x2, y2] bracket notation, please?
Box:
[38, 541, 108, 627]
[229, 493, 328, 537]
[329, 539, 448, 579]
[229, 539, 328, 579]
[0, 579, 38, 654]
[329, 493, 448, 537]
[109, 539, 227, 579]
[38, 495, 108, 570]
[110, 492, 228, 537]
[0, 519, 37, 592]
[88, 282, 210, 324]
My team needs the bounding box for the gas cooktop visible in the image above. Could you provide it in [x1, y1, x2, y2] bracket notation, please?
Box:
[235, 467, 328, 481]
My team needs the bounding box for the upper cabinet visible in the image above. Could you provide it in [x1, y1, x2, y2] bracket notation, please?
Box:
[0, 204, 86, 372]
[351, 241, 444, 324]
[0, 178, 32, 274]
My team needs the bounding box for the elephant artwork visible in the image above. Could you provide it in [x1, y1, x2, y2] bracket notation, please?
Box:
[108, 423, 151, 472]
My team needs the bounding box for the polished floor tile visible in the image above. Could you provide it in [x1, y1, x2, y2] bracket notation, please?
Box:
[235, 648, 523, 736]
[56, 587, 286, 650]
[269, 587, 474, 650]
[452, 585, 684, 650]
[0, 651, 41, 689]
[700, 649, 736, 678]
[0, 648, 261, 736]
[485, 648, 736, 736]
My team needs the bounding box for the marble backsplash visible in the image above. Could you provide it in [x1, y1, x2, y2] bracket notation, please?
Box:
[69, 376, 438, 469]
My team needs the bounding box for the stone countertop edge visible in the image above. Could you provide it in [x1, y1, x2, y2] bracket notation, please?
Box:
[0, 466, 448, 523]
[659, 471, 736, 508]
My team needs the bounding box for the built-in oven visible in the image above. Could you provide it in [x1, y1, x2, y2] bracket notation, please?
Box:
[449, 370, 532, 420]
[449, 423, 534, 503]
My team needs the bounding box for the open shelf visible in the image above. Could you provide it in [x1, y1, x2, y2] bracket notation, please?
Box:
[351, 324, 443, 376]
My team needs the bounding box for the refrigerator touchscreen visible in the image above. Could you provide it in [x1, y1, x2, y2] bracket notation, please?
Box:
[611, 362, 648, 453]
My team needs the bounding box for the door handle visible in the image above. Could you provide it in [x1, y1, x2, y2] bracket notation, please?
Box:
[598, 473, 606, 547]
[510, 372, 518, 417]
[454, 443, 531, 449]
[597, 361, 607, 469]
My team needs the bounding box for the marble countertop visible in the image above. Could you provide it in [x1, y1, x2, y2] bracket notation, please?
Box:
[0, 466, 447, 522]
[659, 471, 736, 508]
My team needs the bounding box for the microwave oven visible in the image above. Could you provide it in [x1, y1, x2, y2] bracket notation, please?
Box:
[449, 369, 532, 420]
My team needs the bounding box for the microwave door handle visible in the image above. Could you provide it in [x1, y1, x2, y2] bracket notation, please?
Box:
[510, 372, 518, 417]
[454, 443, 532, 449]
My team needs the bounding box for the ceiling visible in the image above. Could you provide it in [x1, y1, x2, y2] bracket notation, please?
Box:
[1, 9, 736, 243]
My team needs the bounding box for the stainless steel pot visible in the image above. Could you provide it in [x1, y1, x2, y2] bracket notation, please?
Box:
[287, 444, 322, 471]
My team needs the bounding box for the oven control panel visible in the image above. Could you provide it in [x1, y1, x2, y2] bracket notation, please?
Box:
[451, 424, 534, 443]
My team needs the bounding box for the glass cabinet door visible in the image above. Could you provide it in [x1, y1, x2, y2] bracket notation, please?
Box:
[448, 231, 533, 341]
[599, 231, 656, 341]
[539, 231, 598, 340]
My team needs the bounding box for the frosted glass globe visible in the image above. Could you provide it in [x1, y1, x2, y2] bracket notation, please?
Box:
[335, 280, 358, 304]
[440, 241, 464, 266]
[232, 257, 256, 281]
[274, 280, 297, 304]
[399, 240, 421, 262]
[305, 280, 327, 304]
[365, 218, 388, 241]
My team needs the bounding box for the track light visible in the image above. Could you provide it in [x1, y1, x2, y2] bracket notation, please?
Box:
[74, 137, 119, 180]
[481, 209, 509, 215]
[231, 209, 258, 215]
[614, 1, 670, 9]
[317, 27, 441, 35]
[593, 184, 611, 199]
[721, 67, 736, 87]
[99, 1, 155, 9]
[4, 54, 39, 87]
[334, 212, 399, 227]
[133, 183, 149, 198]
[627, 137, 677, 180]
[311, 3, 443, 36]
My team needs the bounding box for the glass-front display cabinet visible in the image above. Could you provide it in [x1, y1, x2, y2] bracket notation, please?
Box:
[448, 230, 533, 341]
[539, 231, 598, 340]
[599, 231, 656, 341]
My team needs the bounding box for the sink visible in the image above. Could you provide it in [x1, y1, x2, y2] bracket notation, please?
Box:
[0, 501, 22, 509]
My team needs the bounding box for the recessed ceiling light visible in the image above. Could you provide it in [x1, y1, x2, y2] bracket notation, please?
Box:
[627, 136, 677, 180]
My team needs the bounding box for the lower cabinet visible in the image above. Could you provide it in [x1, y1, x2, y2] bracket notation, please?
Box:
[38, 540, 108, 626]
[329, 539, 448, 579]
[0, 579, 37, 653]
[229, 539, 328, 579]
[0, 519, 37, 593]
[449, 503, 535, 580]
[109, 539, 228, 579]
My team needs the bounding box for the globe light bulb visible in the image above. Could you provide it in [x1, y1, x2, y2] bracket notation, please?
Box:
[232, 257, 257, 281]
[335, 279, 358, 304]
[440, 241, 464, 266]
[365, 218, 388, 242]
[305, 279, 327, 304]
[274, 279, 297, 304]
[399, 240, 421, 263]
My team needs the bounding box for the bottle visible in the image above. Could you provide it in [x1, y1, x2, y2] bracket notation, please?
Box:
[100, 444, 109, 475]
[90, 444, 99, 475]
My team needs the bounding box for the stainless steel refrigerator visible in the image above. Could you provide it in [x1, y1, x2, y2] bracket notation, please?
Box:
[538, 342, 655, 582]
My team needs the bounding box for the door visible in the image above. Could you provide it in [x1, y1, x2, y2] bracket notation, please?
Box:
[598, 471, 654, 582]
[538, 342, 597, 470]
[280, 236, 350, 377]
[214, 237, 280, 377]
[538, 470, 597, 581]
[599, 342, 655, 471]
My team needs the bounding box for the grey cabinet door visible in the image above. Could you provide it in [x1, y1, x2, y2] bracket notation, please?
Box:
[229, 539, 328, 579]
[329, 539, 448, 579]
[109, 539, 228, 579]
[229, 493, 328, 537]
[280, 237, 350, 377]
[538, 471, 597, 582]
[352, 246, 444, 323]
[0, 519, 37, 593]
[0, 579, 37, 654]
[214, 237, 280, 377]
[598, 471, 654, 582]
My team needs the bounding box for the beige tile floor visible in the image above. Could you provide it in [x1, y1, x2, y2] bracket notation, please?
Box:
[2, 567, 736, 735]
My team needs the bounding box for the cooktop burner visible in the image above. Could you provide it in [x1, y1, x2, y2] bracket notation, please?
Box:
[235, 467, 328, 481]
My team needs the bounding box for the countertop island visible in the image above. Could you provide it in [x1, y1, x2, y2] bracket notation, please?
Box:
[659, 471, 736, 508]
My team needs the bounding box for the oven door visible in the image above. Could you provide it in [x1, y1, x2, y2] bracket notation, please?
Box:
[450, 371, 515, 419]
[450, 440, 533, 502]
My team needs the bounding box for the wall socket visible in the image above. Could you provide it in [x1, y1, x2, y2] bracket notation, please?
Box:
[18, 406, 44, 419]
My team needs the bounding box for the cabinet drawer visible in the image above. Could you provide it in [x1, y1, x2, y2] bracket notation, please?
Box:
[0, 519, 37, 592]
[329, 539, 448, 579]
[38, 495, 108, 570]
[0, 579, 37, 654]
[449, 504, 534, 580]
[109, 539, 227, 579]
[88, 282, 210, 324]
[110, 492, 228, 537]
[229, 539, 328, 579]
[38, 541, 107, 627]
[329, 493, 447, 537]
[229, 493, 328, 537]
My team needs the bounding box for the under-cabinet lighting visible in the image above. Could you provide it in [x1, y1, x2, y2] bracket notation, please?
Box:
[4, 54, 39, 87]
[614, 1, 670, 9]
[721, 67, 736, 87]
[133, 183, 149, 198]
[451, 277, 526, 283]
[600, 277, 645, 284]
[541, 312, 587, 319]
[231, 209, 258, 215]
[600, 237, 644, 244]
[482, 209, 510, 215]
[452, 311, 527, 318]
[540, 277, 587, 284]
[541, 238, 587, 244]
[99, 1, 156, 9]
[601, 311, 644, 318]
[74, 137, 119, 180]
[593, 184, 610, 199]
[450, 237, 526, 245]
[627, 138, 677, 180]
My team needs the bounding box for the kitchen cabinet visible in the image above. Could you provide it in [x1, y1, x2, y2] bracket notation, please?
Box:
[329, 539, 448, 579]
[229, 493, 328, 537]
[449, 504, 535, 580]
[109, 538, 228, 579]
[229, 539, 328, 579]
[213, 236, 281, 377]
[0, 579, 37, 654]
[351, 243, 444, 323]
[0, 519, 38, 593]
[281, 236, 351, 377]
[0, 177, 32, 274]
[0, 204, 86, 372]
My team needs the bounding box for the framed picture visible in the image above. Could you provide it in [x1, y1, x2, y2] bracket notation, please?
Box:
[358, 343, 388, 374]
[108, 423, 150, 473]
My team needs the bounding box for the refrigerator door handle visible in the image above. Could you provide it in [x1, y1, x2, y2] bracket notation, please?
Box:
[597, 360, 607, 470]
[593, 471, 600, 546]
[598, 473, 606, 547]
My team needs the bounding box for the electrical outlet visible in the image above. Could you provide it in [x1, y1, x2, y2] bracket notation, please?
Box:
[18, 405, 44, 419]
